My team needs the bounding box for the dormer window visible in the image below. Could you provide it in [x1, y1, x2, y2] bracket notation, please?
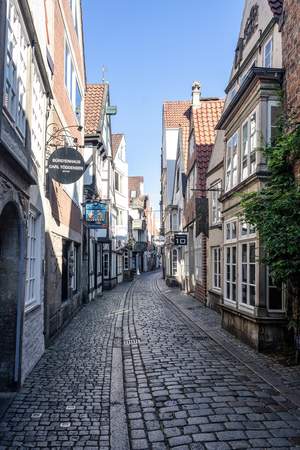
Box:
[263, 38, 273, 68]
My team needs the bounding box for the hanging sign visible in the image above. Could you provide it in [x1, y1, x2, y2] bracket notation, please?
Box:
[48, 147, 85, 184]
[174, 233, 188, 246]
[85, 202, 108, 229]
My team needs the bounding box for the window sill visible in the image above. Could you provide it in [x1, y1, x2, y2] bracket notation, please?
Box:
[25, 302, 41, 316]
[209, 223, 222, 230]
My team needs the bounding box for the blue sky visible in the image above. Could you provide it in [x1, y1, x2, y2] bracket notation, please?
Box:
[83, 0, 244, 217]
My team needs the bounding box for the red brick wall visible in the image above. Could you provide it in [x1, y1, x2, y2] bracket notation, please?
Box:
[282, 0, 300, 123]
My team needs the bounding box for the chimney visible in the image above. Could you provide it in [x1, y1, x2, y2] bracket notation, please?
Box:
[192, 81, 201, 106]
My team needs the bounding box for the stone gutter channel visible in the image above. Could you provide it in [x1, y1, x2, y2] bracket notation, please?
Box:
[154, 275, 300, 413]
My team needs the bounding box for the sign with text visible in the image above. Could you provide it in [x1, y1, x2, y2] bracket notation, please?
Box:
[85, 202, 108, 229]
[48, 147, 85, 184]
[174, 233, 188, 246]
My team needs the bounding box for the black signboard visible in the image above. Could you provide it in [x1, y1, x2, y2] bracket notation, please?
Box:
[174, 233, 188, 246]
[48, 147, 85, 184]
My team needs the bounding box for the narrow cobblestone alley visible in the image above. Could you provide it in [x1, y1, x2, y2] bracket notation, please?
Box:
[1, 272, 300, 450]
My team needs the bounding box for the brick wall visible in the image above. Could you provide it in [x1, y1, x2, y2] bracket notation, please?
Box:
[282, 0, 300, 123]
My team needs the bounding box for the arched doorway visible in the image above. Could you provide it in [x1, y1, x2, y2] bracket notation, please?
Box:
[0, 202, 21, 390]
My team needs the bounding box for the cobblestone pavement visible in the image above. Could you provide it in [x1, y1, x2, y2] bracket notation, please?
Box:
[0, 285, 126, 450]
[1, 272, 300, 449]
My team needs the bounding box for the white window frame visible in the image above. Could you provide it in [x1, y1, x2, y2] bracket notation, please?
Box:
[25, 208, 41, 308]
[241, 110, 257, 181]
[224, 218, 237, 243]
[267, 100, 281, 144]
[239, 241, 256, 308]
[263, 37, 273, 68]
[240, 221, 256, 239]
[69, 0, 79, 35]
[4, 0, 29, 136]
[225, 132, 238, 192]
[64, 38, 82, 123]
[224, 245, 237, 304]
[195, 233, 202, 282]
[212, 246, 221, 291]
[211, 181, 222, 225]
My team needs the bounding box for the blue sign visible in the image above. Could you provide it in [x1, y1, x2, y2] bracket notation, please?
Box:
[85, 202, 108, 228]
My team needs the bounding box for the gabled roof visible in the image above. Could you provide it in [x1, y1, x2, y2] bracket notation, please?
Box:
[193, 99, 224, 146]
[267, 0, 283, 18]
[85, 84, 106, 135]
[163, 101, 191, 128]
[112, 133, 123, 159]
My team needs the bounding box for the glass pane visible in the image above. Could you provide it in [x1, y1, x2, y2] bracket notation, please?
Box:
[232, 265, 236, 282]
[249, 244, 255, 262]
[226, 265, 230, 281]
[242, 263, 247, 282]
[226, 224, 230, 240]
[226, 282, 230, 299]
[242, 244, 247, 262]
[241, 222, 248, 236]
[232, 222, 236, 239]
[250, 285, 255, 306]
[232, 246, 236, 264]
[226, 248, 230, 263]
[232, 284, 236, 301]
[242, 284, 247, 303]
[249, 264, 255, 285]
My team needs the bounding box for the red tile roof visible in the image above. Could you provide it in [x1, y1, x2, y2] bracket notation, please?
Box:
[163, 101, 191, 128]
[180, 126, 190, 172]
[85, 84, 106, 135]
[128, 176, 144, 196]
[267, 0, 283, 18]
[112, 133, 123, 159]
[193, 100, 224, 146]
